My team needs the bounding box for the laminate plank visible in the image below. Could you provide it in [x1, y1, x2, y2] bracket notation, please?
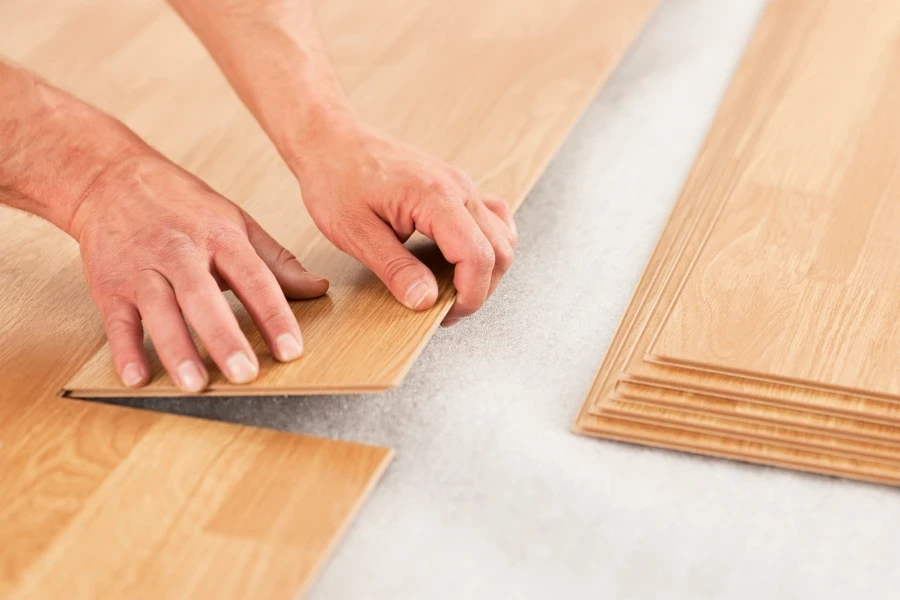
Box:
[7, 418, 392, 600]
[604, 396, 900, 465]
[650, 0, 900, 400]
[580, 0, 814, 419]
[618, 381, 900, 446]
[581, 0, 900, 429]
[45, 0, 662, 397]
[574, 411, 900, 488]
[573, 0, 900, 485]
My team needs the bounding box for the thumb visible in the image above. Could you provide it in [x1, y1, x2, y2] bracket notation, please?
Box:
[345, 216, 439, 311]
[242, 212, 330, 300]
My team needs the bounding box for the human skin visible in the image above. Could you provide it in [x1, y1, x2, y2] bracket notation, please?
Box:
[0, 0, 517, 392]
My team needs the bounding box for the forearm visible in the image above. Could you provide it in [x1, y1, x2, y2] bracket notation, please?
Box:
[166, 0, 357, 172]
[0, 59, 143, 236]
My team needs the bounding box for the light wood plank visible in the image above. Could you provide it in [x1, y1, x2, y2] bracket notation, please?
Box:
[650, 0, 900, 399]
[574, 0, 900, 486]
[618, 381, 900, 446]
[7, 417, 391, 600]
[573, 413, 900, 488]
[48, 0, 661, 396]
[603, 396, 900, 465]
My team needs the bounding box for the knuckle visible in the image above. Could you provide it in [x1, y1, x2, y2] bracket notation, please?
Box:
[203, 325, 240, 354]
[274, 246, 298, 269]
[176, 278, 215, 306]
[240, 270, 274, 298]
[494, 242, 515, 272]
[450, 168, 476, 193]
[157, 232, 200, 262]
[257, 305, 290, 332]
[422, 176, 457, 202]
[137, 286, 171, 311]
[381, 254, 417, 288]
[91, 270, 127, 298]
[488, 197, 512, 217]
[472, 239, 496, 270]
[508, 226, 519, 249]
[207, 224, 246, 252]
[104, 313, 135, 339]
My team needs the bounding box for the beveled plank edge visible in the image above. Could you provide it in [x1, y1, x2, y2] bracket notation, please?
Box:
[298, 447, 395, 599]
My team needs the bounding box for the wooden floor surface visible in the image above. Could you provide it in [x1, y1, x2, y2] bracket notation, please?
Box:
[574, 0, 900, 486]
[650, 0, 900, 400]
[57, 0, 662, 397]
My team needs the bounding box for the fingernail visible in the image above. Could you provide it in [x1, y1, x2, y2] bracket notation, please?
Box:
[302, 273, 328, 284]
[121, 362, 146, 388]
[442, 318, 462, 327]
[510, 217, 518, 238]
[225, 352, 258, 384]
[275, 333, 303, 362]
[404, 280, 432, 310]
[176, 361, 206, 393]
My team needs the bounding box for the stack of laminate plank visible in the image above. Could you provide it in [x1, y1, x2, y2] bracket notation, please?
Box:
[575, 0, 900, 486]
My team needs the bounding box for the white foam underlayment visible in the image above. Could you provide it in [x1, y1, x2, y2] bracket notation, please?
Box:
[101, 1, 900, 598]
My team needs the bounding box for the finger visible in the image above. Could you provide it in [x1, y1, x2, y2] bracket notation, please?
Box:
[482, 195, 518, 248]
[101, 298, 150, 388]
[466, 197, 515, 299]
[134, 270, 208, 393]
[215, 241, 305, 363]
[417, 202, 494, 321]
[167, 263, 259, 385]
[343, 214, 439, 311]
[243, 212, 329, 299]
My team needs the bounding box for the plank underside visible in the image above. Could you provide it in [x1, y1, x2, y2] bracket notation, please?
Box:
[575, 0, 900, 488]
[59, 0, 662, 397]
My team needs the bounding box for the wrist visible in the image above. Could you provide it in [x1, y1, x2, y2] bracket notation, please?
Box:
[0, 65, 146, 239]
[279, 102, 364, 177]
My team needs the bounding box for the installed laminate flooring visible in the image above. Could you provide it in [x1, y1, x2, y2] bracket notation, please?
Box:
[575, 0, 900, 486]
[54, 0, 661, 397]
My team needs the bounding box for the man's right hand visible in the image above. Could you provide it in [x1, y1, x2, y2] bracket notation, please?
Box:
[70, 152, 329, 392]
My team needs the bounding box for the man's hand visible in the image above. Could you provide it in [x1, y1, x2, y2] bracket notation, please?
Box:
[292, 122, 517, 325]
[168, 0, 518, 325]
[71, 153, 328, 391]
[0, 61, 327, 392]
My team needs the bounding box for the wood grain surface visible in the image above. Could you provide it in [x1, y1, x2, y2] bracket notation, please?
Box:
[574, 0, 900, 486]
[650, 0, 900, 400]
[55, 0, 661, 397]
